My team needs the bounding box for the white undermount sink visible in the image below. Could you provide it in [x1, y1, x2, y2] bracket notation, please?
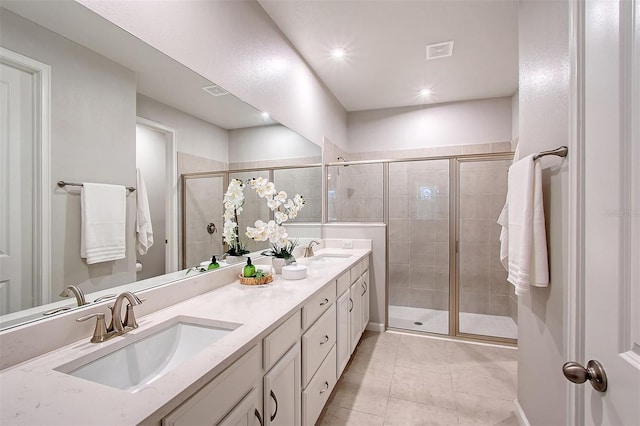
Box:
[55, 317, 241, 393]
[311, 253, 352, 263]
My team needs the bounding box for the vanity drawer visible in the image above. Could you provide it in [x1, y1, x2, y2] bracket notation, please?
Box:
[336, 271, 350, 296]
[301, 281, 336, 330]
[302, 345, 337, 426]
[263, 310, 301, 371]
[349, 260, 363, 284]
[302, 304, 336, 387]
[163, 345, 261, 426]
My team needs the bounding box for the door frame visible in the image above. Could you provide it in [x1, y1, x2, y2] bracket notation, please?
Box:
[0, 47, 51, 304]
[136, 117, 178, 274]
[565, 1, 639, 424]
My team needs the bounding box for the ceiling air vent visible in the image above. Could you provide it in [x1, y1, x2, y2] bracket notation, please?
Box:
[202, 85, 229, 96]
[425, 41, 454, 60]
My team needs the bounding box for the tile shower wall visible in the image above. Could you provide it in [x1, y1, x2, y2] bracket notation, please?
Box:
[458, 159, 516, 326]
[183, 176, 224, 268]
[327, 163, 384, 222]
[388, 160, 450, 317]
[273, 167, 322, 222]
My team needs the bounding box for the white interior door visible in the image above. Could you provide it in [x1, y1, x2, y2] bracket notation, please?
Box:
[0, 61, 34, 315]
[577, 0, 640, 424]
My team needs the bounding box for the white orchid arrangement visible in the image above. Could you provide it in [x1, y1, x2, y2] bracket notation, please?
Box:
[222, 179, 250, 256]
[245, 177, 305, 259]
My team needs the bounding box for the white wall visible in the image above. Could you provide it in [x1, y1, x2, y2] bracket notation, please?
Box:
[323, 224, 386, 330]
[77, 0, 348, 151]
[229, 125, 321, 163]
[1, 9, 138, 297]
[137, 94, 229, 163]
[346, 97, 512, 153]
[517, 1, 570, 425]
[511, 90, 519, 146]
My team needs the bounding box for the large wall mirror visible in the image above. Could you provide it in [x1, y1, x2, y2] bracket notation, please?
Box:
[0, 1, 321, 330]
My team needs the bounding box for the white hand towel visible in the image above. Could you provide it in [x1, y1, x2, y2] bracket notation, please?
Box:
[498, 145, 520, 270]
[135, 169, 154, 255]
[506, 154, 549, 295]
[80, 183, 127, 264]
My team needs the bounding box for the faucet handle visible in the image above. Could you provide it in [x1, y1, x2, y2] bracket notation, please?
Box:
[76, 312, 111, 343]
[123, 304, 139, 329]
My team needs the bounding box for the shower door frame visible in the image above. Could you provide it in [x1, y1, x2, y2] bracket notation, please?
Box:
[452, 153, 515, 345]
[325, 151, 515, 345]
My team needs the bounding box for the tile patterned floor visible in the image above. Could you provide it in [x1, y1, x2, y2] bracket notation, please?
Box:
[317, 331, 518, 426]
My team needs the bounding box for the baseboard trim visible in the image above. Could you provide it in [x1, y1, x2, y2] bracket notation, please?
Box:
[365, 322, 385, 332]
[514, 399, 530, 426]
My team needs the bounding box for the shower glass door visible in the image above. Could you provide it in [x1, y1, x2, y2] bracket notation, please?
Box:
[387, 159, 450, 334]
[457, 158, 516, 339]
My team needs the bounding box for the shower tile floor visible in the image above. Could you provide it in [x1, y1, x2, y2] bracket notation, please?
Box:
[317, 330, 518, 426]
[388, 305, 518, 339]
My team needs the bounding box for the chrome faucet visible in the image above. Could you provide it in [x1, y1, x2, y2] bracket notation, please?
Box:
[110, 291, 143, 333]
[59, 285, 87, 306]
[304, 240, 320, 258]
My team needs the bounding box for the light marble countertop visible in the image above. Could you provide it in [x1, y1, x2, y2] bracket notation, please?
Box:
[0, 247, 370, 426]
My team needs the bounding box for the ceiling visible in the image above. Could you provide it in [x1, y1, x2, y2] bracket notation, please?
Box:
[258, 0, 519, 112]
[3, 0, 277, 130]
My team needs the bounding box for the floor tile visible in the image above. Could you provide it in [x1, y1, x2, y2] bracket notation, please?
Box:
[390, 366, 457, 410]
[454, 392, 518, 425]
[333, 369, 392, 417]
[395, 334, 451, 374]
[318, 404, 385, 426]
[450, 365, 516, 401]
[383, 397, 459, 426]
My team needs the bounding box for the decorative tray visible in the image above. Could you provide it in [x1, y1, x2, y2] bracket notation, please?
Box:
[239, 273, 273, 286]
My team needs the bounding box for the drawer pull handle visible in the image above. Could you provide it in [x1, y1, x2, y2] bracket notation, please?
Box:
[270, 390, 278, 422]
[320, 298, 329, 306]
[320, 335, 329, 344]
[320, 381, 329, 394]
[255, 409, 263, 426]
[349, 298, 353, 312]
[361, 283, 366, 296]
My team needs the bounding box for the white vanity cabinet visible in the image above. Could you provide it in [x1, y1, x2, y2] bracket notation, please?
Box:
[219, 388, 262, 426]
[263, 342, 301, 426]
[336, 257, 370, 377]
[361, 269, 370, 334]
[162, 345, 262, 426]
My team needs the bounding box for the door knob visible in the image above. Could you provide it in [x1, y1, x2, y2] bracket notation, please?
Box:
[562, 360, 608, 392]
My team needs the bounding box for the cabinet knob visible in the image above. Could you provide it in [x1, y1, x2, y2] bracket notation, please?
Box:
[320, 298, 329, 306]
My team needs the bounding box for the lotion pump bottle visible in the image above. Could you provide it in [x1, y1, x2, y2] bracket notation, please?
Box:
[207, 256, 220, 270]
[243, 257, 256, 277]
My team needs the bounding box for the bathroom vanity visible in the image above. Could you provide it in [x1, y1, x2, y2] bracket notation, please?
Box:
[0, 242, 371, 426]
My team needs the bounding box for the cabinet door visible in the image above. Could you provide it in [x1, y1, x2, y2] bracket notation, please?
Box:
[361, 270, 370, 334]
[264, 342, 301, 426]
[349, 280, 363, 354]
[336, 290, 350, 376]
[219, 388, 262, 426]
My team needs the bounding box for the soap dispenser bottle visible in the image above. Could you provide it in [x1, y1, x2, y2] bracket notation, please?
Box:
[243, 257, 256, 277]
[207, 256, 220, 270]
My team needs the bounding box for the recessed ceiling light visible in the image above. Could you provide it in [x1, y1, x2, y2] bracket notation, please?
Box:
[419, 88, 432, 97]
[331, 48, 347, 59]
[261, 112, 270, 119]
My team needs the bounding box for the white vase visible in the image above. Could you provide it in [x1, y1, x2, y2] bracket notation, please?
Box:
[272, 257, 286, 274]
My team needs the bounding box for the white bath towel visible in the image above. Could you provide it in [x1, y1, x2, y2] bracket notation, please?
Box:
[135, 169, 154, 255]
[81, 183, 127, 264]
[504, 154, 549, 295]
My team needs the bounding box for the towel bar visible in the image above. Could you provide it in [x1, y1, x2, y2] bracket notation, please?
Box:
[57, 180, 136, 193]
[533, 146, 568, 161]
